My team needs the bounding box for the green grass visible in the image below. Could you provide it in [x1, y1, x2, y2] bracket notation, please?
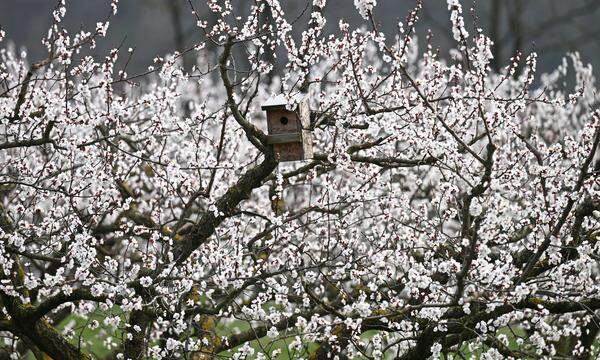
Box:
[21, 314, 599, 359]
[26, 306, 127, 359]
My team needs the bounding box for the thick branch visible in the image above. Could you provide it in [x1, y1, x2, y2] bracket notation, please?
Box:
[173, 153, 278, 264]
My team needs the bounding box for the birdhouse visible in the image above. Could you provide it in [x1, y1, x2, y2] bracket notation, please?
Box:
[261, 94, 313, 162]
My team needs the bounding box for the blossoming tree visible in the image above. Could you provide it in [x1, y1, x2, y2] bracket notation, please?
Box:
[0, 0, 599, 358]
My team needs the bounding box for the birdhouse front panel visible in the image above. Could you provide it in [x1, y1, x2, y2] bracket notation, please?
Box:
[266, 108, 301, 135]
[274, 142, 304, 162]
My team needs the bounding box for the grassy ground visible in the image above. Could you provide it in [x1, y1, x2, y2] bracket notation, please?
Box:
[21, 313, 599, 359]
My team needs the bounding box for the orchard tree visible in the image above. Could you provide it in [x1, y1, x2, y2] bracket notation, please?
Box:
[1, 0, 599, 359]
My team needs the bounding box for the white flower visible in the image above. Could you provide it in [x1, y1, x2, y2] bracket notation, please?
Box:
[313, 0, 326, 8]
[354, 0, 377, 19]
[447, 0, 469, 41]
[431, 343, 442, 359]
[90, 284, 104, 297]
[139, 276, 153, 287]
[166, 338, 179, 351]
[469, 198, 483, 216]
[95, 22, 109, 37]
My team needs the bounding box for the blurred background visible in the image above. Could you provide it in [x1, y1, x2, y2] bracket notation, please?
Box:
[1, 0, 599, 76]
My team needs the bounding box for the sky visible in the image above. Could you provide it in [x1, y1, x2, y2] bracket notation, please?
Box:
[1, 0, 599, 76]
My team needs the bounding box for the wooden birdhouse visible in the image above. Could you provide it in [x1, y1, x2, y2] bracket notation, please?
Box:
[261, 94, 313, 162]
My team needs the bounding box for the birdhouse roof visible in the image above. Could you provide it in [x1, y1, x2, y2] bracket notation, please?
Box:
[261, 93, 306, 110]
